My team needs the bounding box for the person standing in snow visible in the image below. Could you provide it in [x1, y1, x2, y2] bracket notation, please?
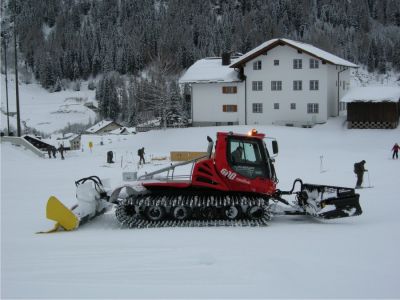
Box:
[47, 145, 52, 158]
[58, 144, 65, 160]
[354, 160, 367, 189]
[392, 143, 399, 159]
[138, 147, 145, 165]
[51, 146, 57, 158]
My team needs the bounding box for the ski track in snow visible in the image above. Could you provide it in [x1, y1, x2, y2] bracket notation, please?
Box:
[1, 119, 400, 298]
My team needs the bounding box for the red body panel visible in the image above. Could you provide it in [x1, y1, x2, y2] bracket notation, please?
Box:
[142, 131, 277, 196]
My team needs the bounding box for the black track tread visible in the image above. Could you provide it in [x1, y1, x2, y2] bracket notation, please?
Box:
[115, 190, 271, 228]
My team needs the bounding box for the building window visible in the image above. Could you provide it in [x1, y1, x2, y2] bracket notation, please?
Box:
[293, 80, 302, 91]
[310, 80, 319, 90]
[339, 102, 347, 111]
[310, 59, 319, 69]
[290, 103, 296, 110]
[293, 59, 302, 69]
[223, 105, 237, 112]
[222, 86, 237, 94]
[307, 103, 319, 114]
[343, 80, 346, 90]
[274, 103, 279, 110]
[271, 81, 282, 91]
[253, 60, 262, 70]
[252, 103, 263, 113]
[252, 81, 263, 91]
[274, 60, 279, 66]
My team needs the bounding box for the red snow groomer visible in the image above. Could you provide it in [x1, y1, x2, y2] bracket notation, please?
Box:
[42, 130, 362, 232]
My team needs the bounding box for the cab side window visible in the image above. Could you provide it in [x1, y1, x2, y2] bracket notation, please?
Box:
[229, 139, 265, 178]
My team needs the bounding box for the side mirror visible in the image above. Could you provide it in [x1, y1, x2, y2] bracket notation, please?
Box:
[272, 140, 278, 155]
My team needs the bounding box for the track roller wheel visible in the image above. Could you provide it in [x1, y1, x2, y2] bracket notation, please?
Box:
[224, 205, 242, 220]
[201, 206, 218, 219]
[145, 206, 166, 221]
[247, 206, 263, 219]
[173, 206, 192, 220]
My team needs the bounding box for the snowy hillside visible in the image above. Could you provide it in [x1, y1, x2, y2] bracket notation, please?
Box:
[0, 74, 97, 135]
[2, 119, 400, 298]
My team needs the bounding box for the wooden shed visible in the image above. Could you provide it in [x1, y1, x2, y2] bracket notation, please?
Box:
[341, 86, 400, 129]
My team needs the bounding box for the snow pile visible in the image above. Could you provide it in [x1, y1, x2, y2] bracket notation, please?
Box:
[341, 86, 400, 102]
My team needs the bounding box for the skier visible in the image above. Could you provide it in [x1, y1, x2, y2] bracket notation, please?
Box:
[392, 143, 399, 159]
[354, 160, 367, 189]
[138, 147, 145, 165]
[58, 144, 65, 160]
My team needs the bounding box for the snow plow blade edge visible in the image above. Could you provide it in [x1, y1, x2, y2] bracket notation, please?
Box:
[38, 196, 79, 233]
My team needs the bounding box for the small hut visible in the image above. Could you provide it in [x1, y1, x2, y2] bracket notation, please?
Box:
[341, 86, 400, 129]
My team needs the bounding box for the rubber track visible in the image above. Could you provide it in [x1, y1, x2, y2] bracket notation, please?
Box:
[115, 192, 272, 228]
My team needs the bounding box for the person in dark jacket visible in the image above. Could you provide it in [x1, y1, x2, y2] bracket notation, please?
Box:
[51, 146, 57, 158]
[138, 147, 145, 165]
[58, 144, 65, 160]
[354, 160, 367, 189]
[231, 146, 243, 163]
[47, 145, 52, 158]
[392, 143, 399, 159]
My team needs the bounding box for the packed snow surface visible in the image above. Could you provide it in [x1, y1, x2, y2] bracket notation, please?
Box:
[1, 119, 400, 298]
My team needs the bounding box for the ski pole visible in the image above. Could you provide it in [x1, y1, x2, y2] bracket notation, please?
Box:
[366, 170, 371, 187]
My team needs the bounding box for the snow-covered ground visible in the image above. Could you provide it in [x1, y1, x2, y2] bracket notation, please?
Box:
[1, 74, 97, 134]
[2, 119, 400, 298]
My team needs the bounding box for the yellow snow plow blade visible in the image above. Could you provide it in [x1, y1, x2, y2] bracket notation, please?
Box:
[37, 196, 79, 233]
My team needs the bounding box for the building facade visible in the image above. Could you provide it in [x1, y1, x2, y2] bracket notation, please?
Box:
[180, 38, 357, 127]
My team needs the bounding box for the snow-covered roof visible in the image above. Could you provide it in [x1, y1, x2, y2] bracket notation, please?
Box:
[86, 120, 120, 133]
[230, 38, 358, 68]
[179, 57, 241, 84]
[341, 86, 400, 103]
[109, 127, 136, 135]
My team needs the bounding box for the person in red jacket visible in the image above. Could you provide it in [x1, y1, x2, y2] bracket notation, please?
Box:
[392, 143, 400, 159]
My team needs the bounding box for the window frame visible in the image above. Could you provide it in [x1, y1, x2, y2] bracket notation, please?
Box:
[271, 81, 282, 91]
[290, 103, 296, 110]
[253, 60, 262, 70]
[252, 81, 263, 91]
[222, 86, 237, 94]
[310, 59, 319, 69]
[273, 103, 280, 110]
[252, 103, 263, 113]
[274, 60, 279, 66]
[310, 80, 319, 91]
[293, 80, 302, 91]
[307, 103, 319, 114]
[293, 59, 302, 69]
[222, 105, 238, 112]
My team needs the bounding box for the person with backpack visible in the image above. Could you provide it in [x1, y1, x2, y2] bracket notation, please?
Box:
[392, 143, 399, 159]
[138, 147, 145, 165]
[354, 160, 367, 189]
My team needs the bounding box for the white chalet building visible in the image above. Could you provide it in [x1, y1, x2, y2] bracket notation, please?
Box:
[179, 38, 358, 126]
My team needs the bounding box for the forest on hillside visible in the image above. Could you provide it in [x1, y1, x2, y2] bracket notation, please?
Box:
[1, 0, 400, 126]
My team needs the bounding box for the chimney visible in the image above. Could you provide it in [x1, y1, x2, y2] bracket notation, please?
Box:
[221, 52, 231, 66]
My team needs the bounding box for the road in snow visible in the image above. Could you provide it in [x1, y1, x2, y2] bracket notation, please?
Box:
[1, 119, 400, 298]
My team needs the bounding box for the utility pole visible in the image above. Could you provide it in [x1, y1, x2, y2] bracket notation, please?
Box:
[2, 35, 10, 134]
[13, 0, 21, 137]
